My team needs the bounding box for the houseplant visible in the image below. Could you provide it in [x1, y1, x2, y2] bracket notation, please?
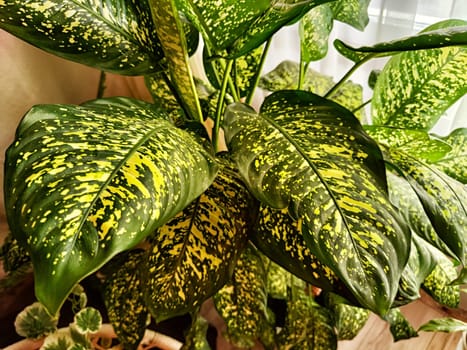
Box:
[0, 0, 466, 348]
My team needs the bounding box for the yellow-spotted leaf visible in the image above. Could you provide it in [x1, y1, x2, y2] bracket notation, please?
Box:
[384, 308, 418, 341]
[389, 150, 467, 269]
[0, 0, 163, 75]
[181, 316, 211, 350]
[213, 246, 270, 349]
[5, 97, 218, 315]
[224, 90, 410, 315]
[371, 21, 467, 130]
[254, 205, 341, 293]
[103, 250, 149, 350]
[365, 126, 451, 163]
[329, 0, 370, 31]
[277, 291, 337, 350]
[259, 61, 365, 121]
[149, 0, 203, 122]
[143, 157, 254, 322]
[299, 4, 333, 63]
[434, 128, 467, 184]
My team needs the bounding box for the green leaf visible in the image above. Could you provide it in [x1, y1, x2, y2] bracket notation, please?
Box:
[277, 292, 337, 350]
[41, 330, 74, 350]
[214, 246, 269, 348]
[15, 302, 58, 339]
[419, 318, 467, 333]
[365, 126, 451, 163]
[224, 90, 410, 315]
[149, 0, 203, 122]
[204, 44, 265, 98]
[422, 249, 460, 308]
[371, 22, 467, 130]
[74, 307, 102, 334]
[335, 20, 467, 62]
[434, 128, 467, 184]
[104, 250, 148, 350]
[389, 150, 467, 268]
[0, 0, 163, 75]
[384, 308, 418, 341]
[259, 61, 365, 121]
[5, 97, 218, 314]
[254, 205, 341, 292]
[144, 157, 253, 322]
[329, 0, 370, 31]
[299, 4, 333, 63]
[325, 293, 370, 341]
[182, 316, 212, 350]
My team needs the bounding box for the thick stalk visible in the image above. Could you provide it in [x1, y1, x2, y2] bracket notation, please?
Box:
[298, 60, 309, 91]
[96, 71, 106, 99]
[213, 60, 234, 153]
[245, 39, 272, 105]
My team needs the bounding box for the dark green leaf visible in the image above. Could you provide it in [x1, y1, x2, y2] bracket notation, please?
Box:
[325, 293, 370, 341]
[254, 205, 341, 292]
[335, 20, 467, 62]
[5, 97, 218, 314]
[299, 4, 333, 63]
[0, 0, 163, 75]
[419, 318, 467, 333]
[14, 302, 58, 339]
[149, 0, 203, 122]
[329, 0, 370, 31]
[224, 90, 410, 315]
[389, 150, 467, 268]
[277, 292, 337, 350]
[214, 246, 269, 348]
[384, 308, 418, 341]
[368, 69, 381, 90]
[422, 249, 460, 308]
[365, 126, 452, 163]
[371, 21, 467, 130]
[434, 128, 467, 183]
[259, 61, 365, 121]
[144, 157, 253, 322]
[182, 316, 212, 350]
[104, 250, 148, 350]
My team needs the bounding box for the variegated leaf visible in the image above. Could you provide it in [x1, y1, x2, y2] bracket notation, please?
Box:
[335, 20, 467, 62]
[329, 0, 370, 31]
[103, 250, 148, 350]
[299, 4, 333, 63]
[143, 157, 254, 322]
[254, 205, 341, 292]
[213, 246, 269, 349]
[224, 90, 410, 315]
[387, 171, 456, 262]
[277, 292, 337, 350]
[203, 44, 265, 98]
[5, 97, 218, 314]
[259, 61, 365, 121]
[419, 318, 467, 333]
[264, 257, 304, 300]
[371, 21, 467, 130]
[149, 0, 203, 122]
[422, 248, 460, 308]
[181, 316, 211, 350]
[365, 126, 451, 163]
[384, 308, 418, 341]
[0, 0, 163, 75]
[434, 128, 467, 184]
[325, 293, 370, 341]
[389, 150, 467, 268]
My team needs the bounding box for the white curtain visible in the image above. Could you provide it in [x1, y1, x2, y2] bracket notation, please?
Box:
[262, 0, 467, 134]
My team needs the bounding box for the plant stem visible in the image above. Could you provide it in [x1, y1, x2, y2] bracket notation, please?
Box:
[298, 60, 309, 90]
[213, 59, 234, 153]
[352, 99, 372, 113]
[324, 58, 367, 98]
[96, 71, 106, 98]
[245, 38, 272, 105]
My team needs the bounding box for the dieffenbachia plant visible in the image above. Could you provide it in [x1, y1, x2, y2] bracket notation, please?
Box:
[0, 0, 466, 348]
